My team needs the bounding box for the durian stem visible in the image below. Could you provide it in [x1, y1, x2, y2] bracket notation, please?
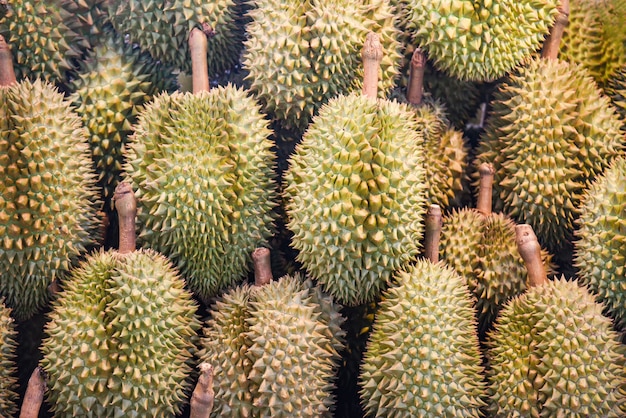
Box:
[361, 32, 383, 99]
[252, 247, 273, 286]
[0, 35, 16, 86]
[541, 0, 570, 60]
[515, 224, 548, 287]
[189, 363, 215, 418]
[407, 48, 426, 106]
[476, 163, 495, 216]
[114, 182, 137, 254]
[424, 204, 442, 263]
[19, 367, 46, 418]
[189, 26, 210, 93]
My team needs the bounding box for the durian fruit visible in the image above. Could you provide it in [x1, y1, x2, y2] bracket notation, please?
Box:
[60, 0, 110, 47]
[242, 0, 402, 132]
[605, 65, 626, 125]
[475, 56, 625, 252]
[123, 29, 278, 303]
[486, 224, 626, 416]
[0, 299, 18, 417]
[573, 156, 626, 329]
[0, 39, 102, 320]
[393, 0, 559, 81]
[40, 183, 201, 417]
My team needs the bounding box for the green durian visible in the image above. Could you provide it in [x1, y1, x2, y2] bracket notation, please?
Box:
[0, 299, 18, 417]
[242, 0, 402, 132]
[574, 156, 626, 329]
[0, 78, 102, 320]
[359, 259, 486, 417]
[283, 93, 428, 306]
[61, 0, 109, 47]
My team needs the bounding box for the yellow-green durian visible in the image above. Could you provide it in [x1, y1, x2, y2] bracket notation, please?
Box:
[41, 249, 201, 417]
[283, 93, 427, 306]
[0, 299, 17, 417]
[243, 0, 402, 132]
[359, 259, 486, 417]
[0, 79, 102, 320]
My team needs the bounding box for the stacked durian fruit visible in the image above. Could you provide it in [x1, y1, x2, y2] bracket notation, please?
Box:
[1, 0, 625, 416]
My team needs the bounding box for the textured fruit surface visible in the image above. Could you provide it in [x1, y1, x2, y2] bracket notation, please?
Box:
[574, 156, 626, 329]
[487, 278, 626, 417]
[0, 300, 17, 417]
[243, 0, 402, 132]
[284, 93, 427, 306]
[41, 249, 201, 417]
[606, 65, 626, 125]
[359, 259, 486, 417]
[123, 85, 277, 303]
[61, 0, 109, 46]
[0, 79, 102, 320]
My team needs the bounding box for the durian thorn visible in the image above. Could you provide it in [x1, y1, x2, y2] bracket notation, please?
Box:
[407, 48, 426, 106]
[189, 27, 210, 93]
[0, 35, 17, 87]
[515, 224, 548, 287]
[541, 0, 570, 60]
[476, 162, 495, 216]
[19, 367, 46, 418]
[252, 247, 273, 286]
[189, 363, 215, 418]
[113, 182, 137, 254]
[361, 32, 383, 99]
[424, 204, 442, 263]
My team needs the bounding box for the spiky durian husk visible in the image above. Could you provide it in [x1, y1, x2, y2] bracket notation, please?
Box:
[243, 0, 402, 133]
[107, 0, 247, 75]
[359, 260, 486, 417]
[41, 249, 201, 417]
[0, 79, 102, 321]
[487, 278, 626, 416]
[394, 0, 559, 81]
[606, 66, 626, 125]
[475, 58, 624, 252]
[60, 0, 109, 46]
[123, 85, 278, 303]
[283, 93, 427, 306]
[71, 31, 177, 210]
[574, 156, 626, 329]
[0, 299, 17, 416]
[0, 0, 87, 84]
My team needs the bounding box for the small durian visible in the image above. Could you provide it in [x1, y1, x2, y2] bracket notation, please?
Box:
[0, 299, 18, 417]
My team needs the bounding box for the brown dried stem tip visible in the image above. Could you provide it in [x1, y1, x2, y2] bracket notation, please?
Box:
[189, 26, 210, 94]
[19, 367, 46, 418]
[476, 162, 495, 216]
[252, 247, 273, 286]
[189, 363, 215, 418]
[113, 182, 137, 254]
[0, 35, 17, 87]
[424, 204, 443, 263]
[515, 224, 548, 287]
[541, 0, 570, 60]
[361, 32, 383, 99]
[407, 48, 427, 106]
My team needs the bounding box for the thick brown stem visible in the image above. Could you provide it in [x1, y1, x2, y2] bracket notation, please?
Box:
[189, 26, 210, 93]
[113, 182, 137, 254]
[189, 363, 215, 418]
[476, 163, 495, 216]
[515, 224, 548, 287]
[253, 247, 273, 286]
[541, 0, 570, 60]
[0, 35, 17, 86]
[19, 367, 46, 418]
[424, 204, 442, 263]
[361, 32, 383, 99]
[407, 48, 426, 105]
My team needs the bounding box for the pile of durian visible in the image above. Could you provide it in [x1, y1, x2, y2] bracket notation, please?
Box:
[0, 0, 625, 416]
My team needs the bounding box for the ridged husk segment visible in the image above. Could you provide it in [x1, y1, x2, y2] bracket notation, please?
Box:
[574, 156, 626, 329]
[283, 93, 428, 306]
[359, 259, 486, 417]
[487, 277, 626, 417]
[243, 0, 402, 133]
[107, 0, 247, 75]
[606, 66, 626, 126]
[200, 275, 345, 417]
[0, 79, 102, 321]
[475, 58, 625, 252]
[60, 0, 109, 47]
[394, 0, 559, 81]
[70, 31, 177, 209]
[123, 85, 278, 304]
[0, 299, 17, 417]
[41, 249, 201, 417]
